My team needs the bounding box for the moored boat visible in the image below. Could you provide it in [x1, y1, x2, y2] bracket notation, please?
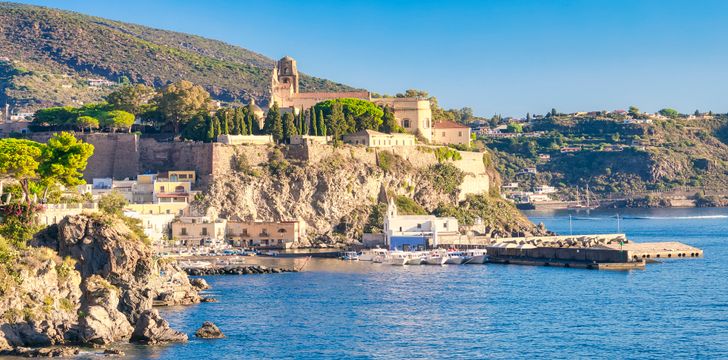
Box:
[424, 251, 448, 265]
[463, 249, 487, 264]
[445, 251, 466, 265]
[359, 248, 388, 262]
[341, 251, 360, 260]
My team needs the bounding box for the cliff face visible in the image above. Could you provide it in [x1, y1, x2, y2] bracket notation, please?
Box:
[196, 145, 542, 247]
[0, 214, 201, 350]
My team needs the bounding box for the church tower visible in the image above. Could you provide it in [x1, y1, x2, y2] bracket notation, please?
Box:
[270, 56, 299, 107]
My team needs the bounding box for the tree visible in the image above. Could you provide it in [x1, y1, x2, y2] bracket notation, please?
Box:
[105, 84, 155, 114]
[302, 108, 310, 136]
[205, 116, 215, 142]
[551, 108, 558, 117]
[38, 133, 94, 201]
[235, 108, 247, 135]
[380, 105, 402, 133]
[264, 103, 281, 135]
[75, 116, 99, 132]
[628, 106, 640, 117]
[311, 109, 318, 136]
[313, 98, 384, 134]
[98, 191, 128, 216]
[694, 109, 701, 116]
[180, 115, 208, 142]
[0, 139, 44, 205]
[325, 102, 345, 140]
[318, 110, 326, 137]
[246, 102, 257, 135]
[658, 108, 680, 118]
[157, 80, 213, 134]
[32, 106, 77, 128]
[506, 122, 523, 133]
[526, 112, 532, 122]
[272, 111, 284, 143]
[106, 110, 135, 132]
[283, 112, 297, 143]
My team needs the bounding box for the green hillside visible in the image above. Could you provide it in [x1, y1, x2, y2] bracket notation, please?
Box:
[0, 2, 354, 110]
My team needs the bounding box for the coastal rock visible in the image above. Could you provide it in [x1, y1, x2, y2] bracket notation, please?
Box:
[194, 322, 225, 339]
[78, 275, 134, 345]
[0, 346, 80, 357]
[152, 261, 201, 306]
[190, 278, 210, 290]
[103, 348, 125, 356]
[201, 297, 218, 303]
[130, 310, 188, 344]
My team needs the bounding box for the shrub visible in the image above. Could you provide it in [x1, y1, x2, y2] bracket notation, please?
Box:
[433, 147, 462, 163]
[425, 163, 464, 194]
[98, 191, 128, 216]
[395, 195, 427, 215]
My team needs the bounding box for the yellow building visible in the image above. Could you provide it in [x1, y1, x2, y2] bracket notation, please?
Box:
[343, 129, 416, 148]
[158, 170, 196, 185]
[171, 216, 228, 247]
[226, 220, 304, 249]
[432, 120, 471, 145]
[370, 97, 433, 141]
[153, 181, 191, 203]
[125, 203, 189, 216]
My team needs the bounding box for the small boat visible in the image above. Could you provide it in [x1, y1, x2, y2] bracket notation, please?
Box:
[359, 248, 388, 262]
[424, 251, 448, 266]
[387, 252, 410, 266]
[341, 251, 360, 261]
[463, 249, 487, 264]
[445, 251, 466, 265]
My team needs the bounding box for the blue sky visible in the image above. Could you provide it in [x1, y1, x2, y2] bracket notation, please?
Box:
[17, 0, 728, 117]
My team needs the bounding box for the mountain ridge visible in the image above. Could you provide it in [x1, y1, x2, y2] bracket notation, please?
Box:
[0, 1, 356, 110]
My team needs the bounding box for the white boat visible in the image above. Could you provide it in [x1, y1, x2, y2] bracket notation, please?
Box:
[463, 249, 487, 264]
[341, 251, 360, 261]
[387, 252, 410, 266]
[424, 251, 448, 265]
[445, 251, 466, 265]
[178, 260, 212, 269]
[359, 248, 388, 262]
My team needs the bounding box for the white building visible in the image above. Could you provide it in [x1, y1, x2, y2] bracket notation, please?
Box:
[382, 198, 459, 250]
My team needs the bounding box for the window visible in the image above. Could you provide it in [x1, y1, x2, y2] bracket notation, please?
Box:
[442, 132, 446, 137]
[175, 185, 185, 192]
[166, 209, 170, 214]
[160, 186, 165, 192]
[242, 229, 248, 236]
[403, 119, 411, 128]
[201, 228, 208, 236]
[458, 131, 462, 137]
[181, 227, 188, 236]
[278, 228, 287, 233]
[399, 227, 402, 232]
[417, 223, 422, 229]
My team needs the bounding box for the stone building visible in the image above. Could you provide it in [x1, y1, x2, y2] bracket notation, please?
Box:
[343, 129, 415, 148]
[432, 120, 471, 145]
[226, 220, 304, 249]
[269, 56, 433, 142]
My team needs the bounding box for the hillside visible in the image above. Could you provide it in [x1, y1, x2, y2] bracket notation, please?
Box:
[482, 113, 728, 203]
[0, 2, 355, 110]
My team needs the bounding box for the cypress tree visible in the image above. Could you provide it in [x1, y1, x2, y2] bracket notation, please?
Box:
[237, 108, 247, 135]
[213, 116, 222, 138]
[221, 113, 230, 135]
[303, 108, 310, 136]
[264, 103, 281, 135]
[283, 112, 296, 143]
[272, 113, 284, 143]
[319, 110, 327, 137]
[205, 116, 215, 142]
[311, 109, 318, 136]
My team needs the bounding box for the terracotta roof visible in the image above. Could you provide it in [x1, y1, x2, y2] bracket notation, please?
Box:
[433, 120, 469, 129]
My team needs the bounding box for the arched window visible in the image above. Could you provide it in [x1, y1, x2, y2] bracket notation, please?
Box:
[175, 185, 185, 193]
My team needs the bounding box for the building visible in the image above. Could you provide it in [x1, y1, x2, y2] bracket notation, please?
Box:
[290, 135, 330, 145]
[560, 146, 582, 153]
[226, 220, 304, 249]
[269, 56, 433, 142]
[343, 129, 416, 148]
[383, 198, 459, 250]
[170, 216, 228, 247]
[157, 170, 196, 185]
[153, 181, 191, 204]
[432, 120, 471, 145]
[535, 185, 557, 194]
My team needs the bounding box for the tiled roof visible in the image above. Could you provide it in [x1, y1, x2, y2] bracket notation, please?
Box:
[433, 120, 469, 129]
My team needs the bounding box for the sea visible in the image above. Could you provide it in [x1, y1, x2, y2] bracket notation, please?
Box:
[119, 207, 727, 359]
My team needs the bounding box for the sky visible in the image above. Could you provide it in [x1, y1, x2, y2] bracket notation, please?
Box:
[16, 0, 728, 117]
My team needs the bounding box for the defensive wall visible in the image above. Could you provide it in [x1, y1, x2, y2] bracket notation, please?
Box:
[27, 133, 490, 197]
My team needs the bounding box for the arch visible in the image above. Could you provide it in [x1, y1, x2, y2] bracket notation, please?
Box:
[175, 185, 185, 193]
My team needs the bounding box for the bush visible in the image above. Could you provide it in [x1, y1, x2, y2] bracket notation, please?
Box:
[425, 163, 464, 194]
[98, 191, 128, 216]
[395, 195, 427, 215]
[433, 147, 462, 163]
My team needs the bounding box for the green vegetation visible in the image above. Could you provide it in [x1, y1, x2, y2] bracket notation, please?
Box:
[424, 163, 464, 194]
[98, 191, 128, 216]
[433, 147, 462, 163]
[434, 194, 536, 233]
[0, 2, 353, 108]
[376, 151, 410, 174]
[394, 195, 427, 215]
[313, 98, 385, 140]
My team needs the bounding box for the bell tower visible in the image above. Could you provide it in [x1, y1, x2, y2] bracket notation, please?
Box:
[275, 56, 299, 94]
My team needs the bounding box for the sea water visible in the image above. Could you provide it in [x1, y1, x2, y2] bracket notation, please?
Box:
[126, 207, 727, 359]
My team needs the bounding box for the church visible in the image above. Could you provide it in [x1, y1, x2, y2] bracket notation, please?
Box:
[269, 56, 434, 142]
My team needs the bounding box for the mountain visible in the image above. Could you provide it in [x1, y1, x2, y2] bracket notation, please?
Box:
[0, 2, 355, 110]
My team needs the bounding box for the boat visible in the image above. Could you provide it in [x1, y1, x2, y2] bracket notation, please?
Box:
[386, 251, 410, 266]
[423, 251, 448, 265]
[463, 249, 487, 264]
[340, 251, 360, 261]
[178, 260, 212, 269]
[445, 251, 467, 265]
[359, 248, 388, 262]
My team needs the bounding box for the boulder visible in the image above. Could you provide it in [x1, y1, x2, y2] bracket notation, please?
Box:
[189, 278, 210, 291]
[130, 310, 187, 344]
[0, 346, 80, 357]
[103, 348, 125, 356]
[194, 322, 225, 339]
[78, 275, 134, 345]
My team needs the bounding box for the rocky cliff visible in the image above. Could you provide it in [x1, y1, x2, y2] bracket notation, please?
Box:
[0, 213, 203, 351]
[195, 145, 544, 247]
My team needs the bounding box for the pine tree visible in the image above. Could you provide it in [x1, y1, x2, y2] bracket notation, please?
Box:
[319, 109, 327, 137]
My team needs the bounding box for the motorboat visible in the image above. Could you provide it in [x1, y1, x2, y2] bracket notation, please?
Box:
[387, 251, 410, 266]
[424, 251, 448, 266]
[341, 251, 360, 261]
[445, 251, 467, 265]
[463, 249, 487, 264]
[359, 248, 388, 262]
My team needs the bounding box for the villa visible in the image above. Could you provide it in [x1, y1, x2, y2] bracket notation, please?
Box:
[382, 198, 459, 250]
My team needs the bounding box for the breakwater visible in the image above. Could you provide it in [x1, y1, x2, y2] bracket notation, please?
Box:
[183, 265, 297, 276]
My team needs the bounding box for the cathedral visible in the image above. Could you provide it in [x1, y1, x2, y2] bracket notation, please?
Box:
[269, 56, 433, 141]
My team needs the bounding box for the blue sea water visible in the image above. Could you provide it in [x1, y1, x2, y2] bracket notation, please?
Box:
[129, 207, 727, 359]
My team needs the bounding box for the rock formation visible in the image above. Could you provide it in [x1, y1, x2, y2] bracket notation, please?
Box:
[0, 213, 201, 352]
[130, 310, 188, 344]
[194, 321, 225, 339]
